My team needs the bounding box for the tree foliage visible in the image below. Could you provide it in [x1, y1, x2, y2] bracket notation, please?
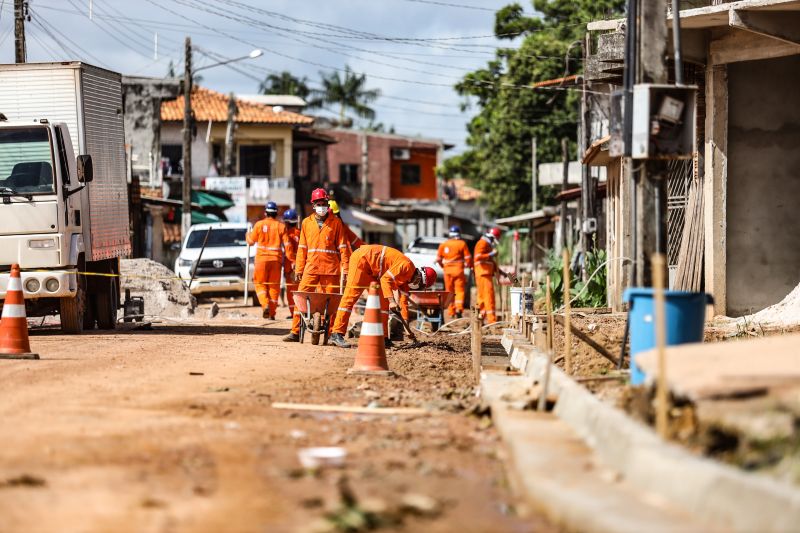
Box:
[441, 0, 624, 218]
[307, 65, 381, 123]
[259, 71, 311, 99]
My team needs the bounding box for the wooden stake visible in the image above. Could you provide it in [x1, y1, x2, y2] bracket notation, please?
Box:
[545, 274, 553, 352]
[652, 253, 669, 438]
[471, 306, 482, 383]
[562, 249, 573, 375]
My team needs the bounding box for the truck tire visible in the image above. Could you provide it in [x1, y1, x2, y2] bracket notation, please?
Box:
[60, 275, 86, 334]
[95, 278, 118, 330]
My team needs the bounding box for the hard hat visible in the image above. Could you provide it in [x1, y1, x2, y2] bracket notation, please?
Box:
[283, 208, 298, 223]
[489, 227, 502, 239]
[448, 225, 461, 236]
[329, 199, 340, 214]
[265, 201, 278, 213]
[310, 188, 329, 203]
[418, 266, 437, 289]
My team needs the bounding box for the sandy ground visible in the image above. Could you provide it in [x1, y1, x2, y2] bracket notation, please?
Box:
[0, 302, 552, 533]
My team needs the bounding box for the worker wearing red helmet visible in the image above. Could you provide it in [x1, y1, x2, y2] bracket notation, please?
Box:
[473, 227, 502, 324]
[329, 245, 436, 348]
[247, 201, 290, 320]
[284, 188, 351, 342]
[436, 225, 472, 319]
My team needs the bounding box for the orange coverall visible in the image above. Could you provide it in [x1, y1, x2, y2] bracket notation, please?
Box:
[343, 223, 363, 251]
[290, 214, 350, 335]
[284, 224, 301, 317]
[247, 217, 290, 318]
[473, 236, 498, 323]
[436, 238, 472, 317]
[332, 245, 415, 337]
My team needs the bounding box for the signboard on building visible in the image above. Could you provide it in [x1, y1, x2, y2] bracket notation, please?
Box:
[205, 177, 248, 223]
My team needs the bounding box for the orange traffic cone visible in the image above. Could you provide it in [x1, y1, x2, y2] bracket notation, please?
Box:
[348, 282, 393, 376]
[0, 264, 39, 360]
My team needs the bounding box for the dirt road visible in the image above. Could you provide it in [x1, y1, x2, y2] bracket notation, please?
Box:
[0, 305, 551, 532]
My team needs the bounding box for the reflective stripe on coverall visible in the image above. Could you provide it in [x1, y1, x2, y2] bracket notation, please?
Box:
[331, 245, 415, 337]
[284, 225, 301, 316]
[436, 238, 472, 316]
[291, 214, 350, 335]
[247, 217, 289, 318]
[473, 236, 497, 324]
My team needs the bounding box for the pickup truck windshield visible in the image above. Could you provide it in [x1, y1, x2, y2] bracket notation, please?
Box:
[0, 127, 55, 195]
[186, 228, 247, 248]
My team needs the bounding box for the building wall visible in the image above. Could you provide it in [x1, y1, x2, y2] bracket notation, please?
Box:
[726, 55, 800, 316]
[390, 147, 438, 199]
[325, 129, 442, 201]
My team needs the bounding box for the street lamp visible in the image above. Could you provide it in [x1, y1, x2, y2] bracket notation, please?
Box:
[181, 37, 263, 239]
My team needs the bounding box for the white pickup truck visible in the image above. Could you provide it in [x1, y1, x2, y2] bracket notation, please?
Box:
[0, 62, 130, 333]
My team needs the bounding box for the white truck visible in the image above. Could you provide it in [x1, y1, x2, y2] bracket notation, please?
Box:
[0, 62, 130, 333]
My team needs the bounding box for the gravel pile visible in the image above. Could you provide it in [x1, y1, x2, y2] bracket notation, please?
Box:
[120, 259, 196, 319]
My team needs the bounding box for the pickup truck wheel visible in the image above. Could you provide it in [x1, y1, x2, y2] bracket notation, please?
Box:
[60, 275, 86, 334]
[95, 278, 118, 330]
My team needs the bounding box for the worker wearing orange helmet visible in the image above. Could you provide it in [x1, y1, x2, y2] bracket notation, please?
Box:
[247, 201, 291, 320]
[284, 188, 351, 342]
[473, 227, 502, 324]
[329, 245, 436, 348]
[282, 208, 300, 319]
[329, 199, 363, 251]
[436, 225, 472, 319]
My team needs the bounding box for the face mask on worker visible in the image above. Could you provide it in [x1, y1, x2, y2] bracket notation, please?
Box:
[314, 205, 329, 217]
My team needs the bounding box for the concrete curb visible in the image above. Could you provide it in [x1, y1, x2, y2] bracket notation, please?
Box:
[497, 329, 800, 532]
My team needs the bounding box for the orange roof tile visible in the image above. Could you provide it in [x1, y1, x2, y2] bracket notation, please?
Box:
[161, 86, 313, 125]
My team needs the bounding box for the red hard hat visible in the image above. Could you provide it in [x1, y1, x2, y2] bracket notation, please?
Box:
[419, 266, 437, 289]
[489, 227, 502, 239]
[310, 188, 329, 203]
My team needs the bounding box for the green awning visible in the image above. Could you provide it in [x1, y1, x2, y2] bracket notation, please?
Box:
[191, 211, 223, 224]
[192, 189, 234, 209]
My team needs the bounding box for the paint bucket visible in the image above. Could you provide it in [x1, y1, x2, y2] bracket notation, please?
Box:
[624, 288, 713, 385]
[510, 287, 535, 316]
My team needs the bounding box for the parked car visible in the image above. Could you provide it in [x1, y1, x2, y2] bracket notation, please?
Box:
[405, 235, 475, 294]
[174, 222, 255, 296]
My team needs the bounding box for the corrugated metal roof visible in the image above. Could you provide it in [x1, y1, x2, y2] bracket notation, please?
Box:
[161, 86, 314, 125]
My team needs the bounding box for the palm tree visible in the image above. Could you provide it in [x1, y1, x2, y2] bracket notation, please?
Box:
[308, 66, 381, 123]
[259, 71, 311, 99]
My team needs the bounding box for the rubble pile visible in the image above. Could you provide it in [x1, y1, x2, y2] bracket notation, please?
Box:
[747, 282, 800, 327]
[120, 259, 196, 319]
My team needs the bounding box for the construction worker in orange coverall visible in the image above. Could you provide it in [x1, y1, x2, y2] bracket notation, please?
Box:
[436, 225, 472, 319]
[247, 201, 290, 320]
[329, 199, 363, 251]
[328, 244, 436, 348]
[283, 188, 350, 342]
[473, 227, 502, 324]
[282, 208, 300, 320]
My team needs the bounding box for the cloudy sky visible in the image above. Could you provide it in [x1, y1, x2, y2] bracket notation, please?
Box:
[0, 0, 530, 155]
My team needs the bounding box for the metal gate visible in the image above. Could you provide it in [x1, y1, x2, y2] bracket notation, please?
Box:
[666, 158, 694, 269]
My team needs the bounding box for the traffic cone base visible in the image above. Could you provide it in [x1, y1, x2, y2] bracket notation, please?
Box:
[0, 264, 39, 360]
[348, 283, 394, 377]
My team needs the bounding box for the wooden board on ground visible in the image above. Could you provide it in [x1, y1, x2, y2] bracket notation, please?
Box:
[636, 333, 800, 400]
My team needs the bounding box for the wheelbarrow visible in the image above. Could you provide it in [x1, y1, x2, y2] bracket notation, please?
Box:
[410, 290, 453, 332]
[292, 291, 343, 346]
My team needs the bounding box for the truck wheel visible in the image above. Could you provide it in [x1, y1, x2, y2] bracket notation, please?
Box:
[95, 278, 118, 330]
[60, 275, 86, 334]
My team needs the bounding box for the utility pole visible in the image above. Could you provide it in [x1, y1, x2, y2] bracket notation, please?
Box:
[360, 132, 369, 209]
[224, 92, 237, 177]
[14, 0, 27, 64]
[635, 0, 669, 286]
[182, 36, 193, 239]
[559, 137, 570, 251]
[531, 137, 537, 212]
[580, 32, 593, 281]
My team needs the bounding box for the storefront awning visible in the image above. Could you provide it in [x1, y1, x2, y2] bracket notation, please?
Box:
[341, 208, 395, 234]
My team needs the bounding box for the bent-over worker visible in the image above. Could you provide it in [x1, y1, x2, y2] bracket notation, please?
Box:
[473, 227, 502, 324]
[436, 225, 472, 319]
[247, 201, 290, 320]
[329, 245, 436, 348]
[283, 188, 350, 342]
[282, 208, 300, 320]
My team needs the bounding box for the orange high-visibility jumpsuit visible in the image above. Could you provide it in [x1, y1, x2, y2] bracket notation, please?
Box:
[284, 224, 301, 317]
[473, 236, 498, 324]
[290, 214, 350, 335]
[343, 223, 364, 251]
[436, 238, 472, 317]
[332, 245, 415, 337]
[247, 217, 289, 318]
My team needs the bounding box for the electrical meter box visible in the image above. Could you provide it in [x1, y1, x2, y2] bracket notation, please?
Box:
[632, 84, 697, 160]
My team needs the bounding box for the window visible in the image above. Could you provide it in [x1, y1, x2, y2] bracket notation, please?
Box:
[55, 126, 70, 184]
[239, 145, 271, 176]
[186, 228, 247, 248]
[339, 163, 359, 185]
[162, 144, 182, 176]
[0, 126, 55, 194]
[400, 163, 421, 186]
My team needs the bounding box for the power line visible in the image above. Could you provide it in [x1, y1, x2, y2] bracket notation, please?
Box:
[396, 0, 495, 12]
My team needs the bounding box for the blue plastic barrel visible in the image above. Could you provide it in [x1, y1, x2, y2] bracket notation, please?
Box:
[623, 288, 713, 385]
